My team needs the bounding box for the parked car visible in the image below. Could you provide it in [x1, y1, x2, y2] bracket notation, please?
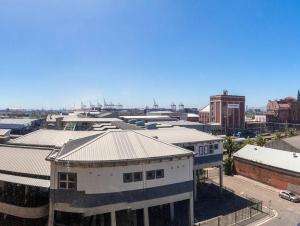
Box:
[279, 190, 300, 203]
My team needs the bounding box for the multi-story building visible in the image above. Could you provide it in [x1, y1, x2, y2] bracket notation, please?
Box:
[0, 129, 196, 226]
[210, 90, 245, 133]
[199, 105, 210, 124]
[47, 131, 194, 226]
[266, 91, 300, 124]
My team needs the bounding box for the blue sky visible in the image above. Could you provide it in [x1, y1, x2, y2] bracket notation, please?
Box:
[1, 0, 300, 109]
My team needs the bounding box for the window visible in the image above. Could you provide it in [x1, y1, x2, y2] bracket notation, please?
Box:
[134, 172, 143, 182]
[199, 146, 204, 156]
[204, 145, 209, 154]
[58, 172, 77, 190]
[146, 171, 156, 180]
[123, 173, 133, 183]
[214, 144, 219, 150]
[156, 169, 164, 179]
[209, 145, 214, 154]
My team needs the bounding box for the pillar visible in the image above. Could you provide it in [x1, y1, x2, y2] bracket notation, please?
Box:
[143, 207, 149, 226]
[193, 170, 198, 201]
[189, 197, 194, 226]
[170, 203, 175, 222]
[48, 201, 54, 226]
[111, 211, 116, 226]
[219, 165, 223, 193]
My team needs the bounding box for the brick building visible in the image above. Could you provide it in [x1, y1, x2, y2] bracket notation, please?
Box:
[199, 105, 210, 124]
[210, 91, 245, 133]
[234, 145, 300, 194]
[266, 91, 300, 124]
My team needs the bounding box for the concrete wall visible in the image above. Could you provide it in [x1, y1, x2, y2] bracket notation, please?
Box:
[51, 158, 193, 194]
[234, 158, 300, 193]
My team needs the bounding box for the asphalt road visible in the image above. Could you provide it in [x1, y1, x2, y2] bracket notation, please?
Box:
[220, 175, 300, 226]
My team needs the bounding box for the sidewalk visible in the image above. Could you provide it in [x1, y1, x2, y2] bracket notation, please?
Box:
[231, 175, 280, 194]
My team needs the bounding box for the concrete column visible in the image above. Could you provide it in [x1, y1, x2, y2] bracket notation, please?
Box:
[100, 214, 105, 226]
[219, 165, 223, 193]
[189, 197, 194, 226]
[170, 202, 175, 222]
[143, 207, 149, 226]
[48, 201, 54, 226]
[193, 170, 198, 201]
[111, 211, 116, 226]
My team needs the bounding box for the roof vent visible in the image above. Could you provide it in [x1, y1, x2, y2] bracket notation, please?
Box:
[152, 136, 159, 139]
[293, 152, 298, 158]
[254, 147, 258, 151]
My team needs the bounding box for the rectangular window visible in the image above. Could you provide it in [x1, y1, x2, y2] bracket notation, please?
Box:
[204, 145, 209, 155]
[123, 173, 133, 183]
[58, 172, 77, 190]
[156, 169, 164, 179]
[199, 146, 204, 156]
[209, 145, 214, 154]
[214, 144, 219, 150]
[146, 171, 156, 180]
[133, 172, 143, 182]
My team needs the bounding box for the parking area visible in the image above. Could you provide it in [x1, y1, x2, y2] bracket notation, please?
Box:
[217, 175, 300, 226]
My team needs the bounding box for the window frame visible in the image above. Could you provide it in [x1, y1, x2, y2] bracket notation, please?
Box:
[156, 169, 164, 179]
[146, 170, 156, 180]
[133, 172, 143, 182]
[123, 173, 133, 183]
[58, 172, 77, 190]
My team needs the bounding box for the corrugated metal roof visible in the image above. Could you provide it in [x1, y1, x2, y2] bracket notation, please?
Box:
[234, 145, 300, 173]
[56, 131, 193, 162]
[0, 173, 49, 188]
[0, 145, 50, 176]
[10, 129, 104, 147]
[200, 104, 210, 113]
[138, 127, 222, 144]
[0, 129, 11, 136]
[61, 115, 121, 122]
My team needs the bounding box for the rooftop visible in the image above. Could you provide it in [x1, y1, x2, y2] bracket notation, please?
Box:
[138, 127, 222, 144]
[10, 129, 104, 147]
[51, 130, 193, 163]
[0, 145, 50, 177]
[234, 145, 300, 174]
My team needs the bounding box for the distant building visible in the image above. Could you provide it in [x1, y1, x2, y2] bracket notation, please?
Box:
[199, 105, 210, 124]
[234, 145, 300, 194]
[266, 91, 300, 124]
[0, 118, 43, 134]
[210, 91, 245, 133]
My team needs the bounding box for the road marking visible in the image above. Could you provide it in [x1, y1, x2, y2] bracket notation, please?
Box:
[252, 208, 278, 226]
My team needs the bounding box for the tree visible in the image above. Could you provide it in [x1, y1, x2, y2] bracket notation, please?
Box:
[223, 136, 235, 158]
[255, 135, 266, 147]
[274, 132, 282, 140]
[287, 128, 297, 137]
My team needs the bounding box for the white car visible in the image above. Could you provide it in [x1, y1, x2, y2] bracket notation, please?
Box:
[279, 190, 300, 203]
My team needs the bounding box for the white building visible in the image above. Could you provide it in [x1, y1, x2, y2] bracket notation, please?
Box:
[47, 131, 194, 226]
[137, 127, 224, 200]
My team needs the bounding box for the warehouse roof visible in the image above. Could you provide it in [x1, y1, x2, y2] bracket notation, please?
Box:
[0, 129, 11, 136]
[234, 145, 300, 173]
[0, 118, 38, 125]
[120, 115, 172, 120]
[10, 129, 103, 147]
[0, 145, 50, 177]
[200, 105, 210, 113]
[52, 130, 193, 162]
[138, 127, 222, 144]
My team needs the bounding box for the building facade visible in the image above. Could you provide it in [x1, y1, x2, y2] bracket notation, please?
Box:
[47, 131, 194, 226]
[199, 105, 210, 124]
[266, 91, 300, 124]
[234, 145, 300, 194]
[210, 91, 245, 133]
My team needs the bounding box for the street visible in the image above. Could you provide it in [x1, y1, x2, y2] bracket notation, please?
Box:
[219, 175, 300, 226]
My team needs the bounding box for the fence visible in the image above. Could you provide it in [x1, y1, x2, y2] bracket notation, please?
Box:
[195, 202, 264, 226]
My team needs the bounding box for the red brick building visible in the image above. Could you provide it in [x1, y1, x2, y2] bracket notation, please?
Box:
[199, 105, 210, 124]
[266, 91, 300, 124]
[234, 145, 300, 194]
[210, 91, 245, 133]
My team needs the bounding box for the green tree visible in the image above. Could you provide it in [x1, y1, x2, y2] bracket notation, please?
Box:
[287, 128, 297, 137]
[223, 136, 235, 158]
[274, 132, 282, 140]
[255, 135, 266, 147]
